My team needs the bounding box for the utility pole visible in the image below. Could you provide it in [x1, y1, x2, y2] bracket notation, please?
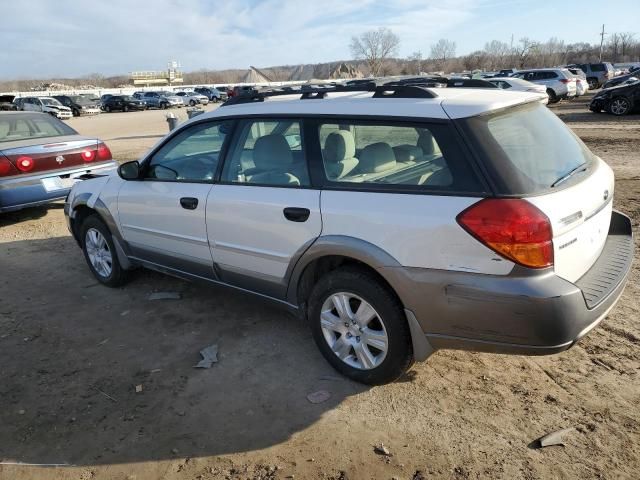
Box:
[599, 24, 607, 62]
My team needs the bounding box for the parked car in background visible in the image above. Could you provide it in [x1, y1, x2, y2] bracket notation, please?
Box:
[53, 95, 101, 116]
[512, 68, 576, 103]
[194, 86, 227, 102]
[566, 69, 588, 97]
[590, 79, 640, 116]
[0, 95, 17, 111]
[20, 97, 73, 119]
[495, 68, 517, 77]
[0, 112, 116, 212]
[602, 71, 640, 89]
[175, 91, 209, 106]
[141, 91, 183, 109]
[100, 94, 113, 108]
[102, 95, 146, 112]
[217, 85, 234, 98]
[570, 63, 615, 89]
[488, 77, 548, 104]
[79, 93, 101, 106]
[65, 84, 632, 385]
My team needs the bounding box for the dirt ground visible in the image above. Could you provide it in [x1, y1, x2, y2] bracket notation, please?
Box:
[1, 94, 639, 480]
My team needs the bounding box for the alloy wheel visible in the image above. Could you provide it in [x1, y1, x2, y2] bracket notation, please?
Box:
[85, 228, 113, 278]
[610, 98, 629, 115]
[320, 292, 388, 370]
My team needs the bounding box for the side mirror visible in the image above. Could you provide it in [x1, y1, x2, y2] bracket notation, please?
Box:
[118, 161, 140, 180]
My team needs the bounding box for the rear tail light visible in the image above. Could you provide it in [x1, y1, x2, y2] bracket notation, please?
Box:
[81, 149, 96, 162]
[97, 142, 112, 161]
[457, 199, 554, 269]
[16, 156, 35, 172]
[559, 79, 570, 84]
[0, 157, 17, 176]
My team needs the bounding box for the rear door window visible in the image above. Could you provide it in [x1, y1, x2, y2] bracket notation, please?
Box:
[312, 120, 485, 193]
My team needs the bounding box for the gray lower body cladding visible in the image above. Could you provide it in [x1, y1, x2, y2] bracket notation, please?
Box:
[383, 211, 633, 355]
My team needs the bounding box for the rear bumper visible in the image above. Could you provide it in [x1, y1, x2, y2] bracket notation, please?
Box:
[0, 161, 117, 212]
[386, 211, 633, 356]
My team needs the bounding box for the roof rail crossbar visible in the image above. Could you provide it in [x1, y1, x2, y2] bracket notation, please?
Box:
[220, 82, 437, 107]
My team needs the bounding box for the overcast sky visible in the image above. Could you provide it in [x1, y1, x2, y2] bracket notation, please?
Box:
[1, 0, 639, 79]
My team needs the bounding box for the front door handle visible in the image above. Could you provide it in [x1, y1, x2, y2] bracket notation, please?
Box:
[283, 207, 310, 222]
[180, 197, 198, 210]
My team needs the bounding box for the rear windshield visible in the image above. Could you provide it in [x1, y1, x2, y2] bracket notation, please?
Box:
[0, 114, 77, 143]
[460, 102, 594, 194]
[590, 64, 606, 72]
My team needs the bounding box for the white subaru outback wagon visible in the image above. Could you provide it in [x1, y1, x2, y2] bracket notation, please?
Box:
[65, 84, 633, 385]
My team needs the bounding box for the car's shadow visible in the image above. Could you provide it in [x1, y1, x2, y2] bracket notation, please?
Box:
[0, 203, 63, 227]
[0, 237, 370, 466]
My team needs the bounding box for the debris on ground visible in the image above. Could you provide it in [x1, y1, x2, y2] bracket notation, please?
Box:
[120, 310, 130, 316]
[96, 388, 117, 403]
[97, 338, 109, 346]
[148, 291, 181, 301]
[306, 390, 331, 404]
[535, 427, 575, 448]
[135, 384, 143, 393]
[18, 409, 25, 415]
[374, 443, 392, 456]
[194, 344, 218, 368]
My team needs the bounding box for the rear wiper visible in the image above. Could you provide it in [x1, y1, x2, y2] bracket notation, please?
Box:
[551, 163, 587, 188]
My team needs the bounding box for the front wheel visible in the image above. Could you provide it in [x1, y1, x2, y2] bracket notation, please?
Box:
[81, 215, 129, 287]
[307, 267, 413, 385]
[161, 103, 168, 110]
[608, 97, 631, 116]
[123, 105, 129, 112]
[189, 100, 196, 106]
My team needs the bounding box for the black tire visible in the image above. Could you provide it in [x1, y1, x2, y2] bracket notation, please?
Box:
[189, 100, 196, 106]
[212, 97, 219, 103]
[307, 267, 413, 385]
[547, 89, 560, 104]
[587, 78, 598, 90]
[72, 109, 80, 117]
[161, 102, 168, 110]
[123, 105, 129, 112]
[608, 97, 631, 116]
[80, 215, 129, 288]
[106, 105, 112, 113]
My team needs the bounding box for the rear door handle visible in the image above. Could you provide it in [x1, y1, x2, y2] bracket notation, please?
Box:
[180, 197, 198, 210]
[283, 207, 310, 222]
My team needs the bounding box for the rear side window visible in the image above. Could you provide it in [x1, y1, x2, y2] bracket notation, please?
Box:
[460, 102, 594, 194]
[590, 64, 605, 72]
[314, 120, 484, 193]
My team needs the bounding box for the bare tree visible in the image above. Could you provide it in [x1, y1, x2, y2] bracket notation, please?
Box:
[483, 40, 510, 69]
[350, 27, 400, 77]
[407, 51, 423, 74]
[430, 39, 456, 67]
[619, 32, 636, 59]
[513, 37, 539, 68]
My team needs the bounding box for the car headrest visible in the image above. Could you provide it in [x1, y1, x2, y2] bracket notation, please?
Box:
[360, 142, 396, 173]
[393, 144, 423, 163]
[253, 134, 293, 170]
[324, 130, 356, 163]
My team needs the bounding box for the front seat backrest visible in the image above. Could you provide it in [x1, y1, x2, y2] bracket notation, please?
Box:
[358, 142, 397, 174]
[323, 130, 359, 180]
[249, 134, 299, 186]
[417, 130, 441, 156]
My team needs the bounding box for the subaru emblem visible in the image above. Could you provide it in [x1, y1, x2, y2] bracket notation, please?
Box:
[56, 155, 65, 164]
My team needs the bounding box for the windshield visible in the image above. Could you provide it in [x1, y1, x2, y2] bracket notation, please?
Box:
[70, 96, 91, 105]
[41, 98, 62, 106]
[460, 102, 594, 194]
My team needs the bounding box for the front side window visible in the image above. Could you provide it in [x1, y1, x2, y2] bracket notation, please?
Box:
[222, 119, 310, 187]
[317, 121, 476, 191]
[145, 121, 232, 182]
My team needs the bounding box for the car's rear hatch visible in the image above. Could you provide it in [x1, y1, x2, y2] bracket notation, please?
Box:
[456, 101, 615, 283]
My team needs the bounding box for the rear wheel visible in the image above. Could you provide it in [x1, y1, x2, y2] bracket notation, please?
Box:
[123, 105, 129, 112]
[161, 102, 168, 110]
[80, 215, 129, 287]
[189, 100, 196, 106]
[547, 89, 560, 104]
[608, 97, 631, 116]
[587, 78, 598, 90]
[106, 105, 112, 112]
[307, 267, 413, 385]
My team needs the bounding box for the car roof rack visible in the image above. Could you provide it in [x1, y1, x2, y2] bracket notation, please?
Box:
[220, 81, 438, 107]
[385, 76, 497, 89]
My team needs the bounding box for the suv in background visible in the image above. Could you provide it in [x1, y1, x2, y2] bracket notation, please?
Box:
[570, 63, 615, 89]
[19, 96, 73, 119]
[64, 83, 632, 385]
[53, 95, 101, 116]
[512, 68, 577, 103]
[141, 91, 183, 109]
[495, 68, 517, 77]
[194, 86, 227, 102]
